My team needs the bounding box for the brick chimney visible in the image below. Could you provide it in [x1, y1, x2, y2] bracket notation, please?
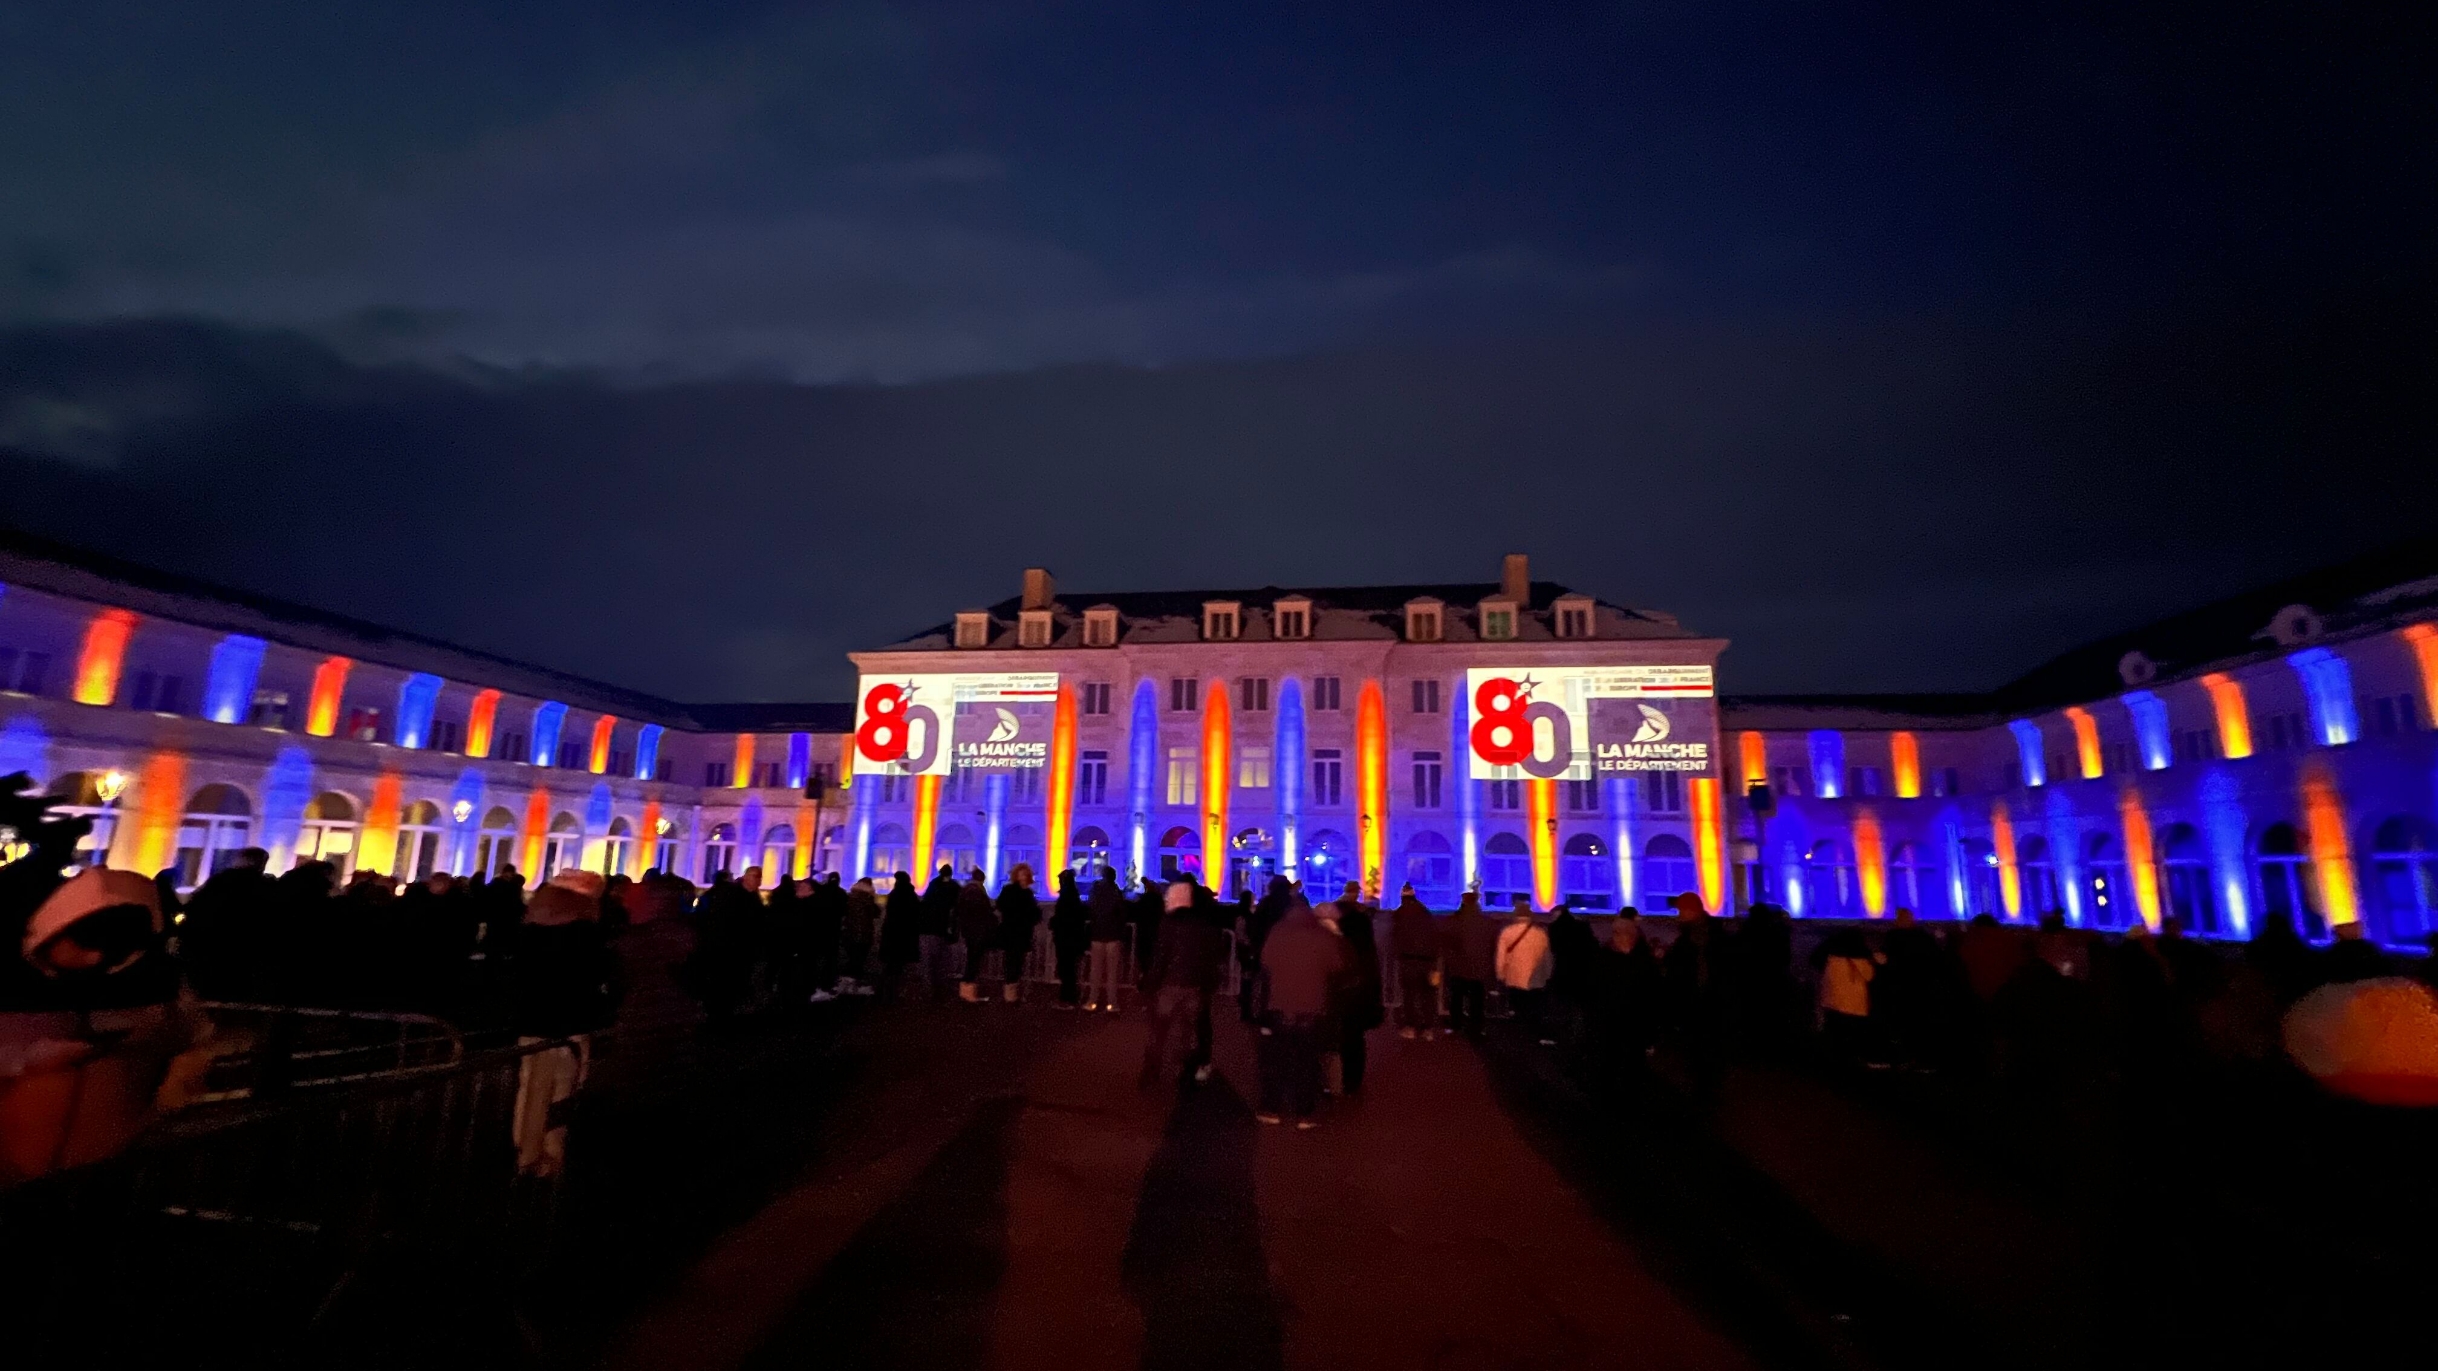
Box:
[1022, 567, 1056, 610]
[1500, 553, 1529, 603]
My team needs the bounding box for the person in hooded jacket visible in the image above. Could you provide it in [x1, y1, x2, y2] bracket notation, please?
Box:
[1085, 870, 1129, 1011]
[1327, 882, 1384, 1095]
[1591, 909, 1662, 1077]
[1389, 884, 1443, 1039]
[1141, 880, 1228, 1087]
[995, 865, 1044, 1003]
[1241, 875, 1294, 1023]
[1444, 891, 1498, 1039]
[879, 871, 923, 1001]
[955, 869, 1000, 1003]
[1256, 898, 1343, 1128]
[1049, 869, 1088, 1007]
[920, 864, 961, 1001]
[838, 873, 877, 992]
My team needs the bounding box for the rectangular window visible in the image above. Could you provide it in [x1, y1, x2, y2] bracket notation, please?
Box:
[1771, 765, 1803, 798]
[2373, 693, 2421, 735]
[611, 749, 633, 778]
[1080, 751, 1109, 805]
[1312, 749, 1344, 806]
[1412, 750, 1443, 809]
[1488, 777, 1521, 812]
[1018, 614, 1051, 648]
[1167, 746, 1198, 806]
[1080, 681, 1112, 715]
[1236, 677, 1271, 712]
[1565, 778, 1599, 812]
[1313, 676, 1342, 712]
[1013, 767, 1042, 803]
[878, 771, 907, 803]
[1854, 766, 1882, 797]
[1934, 766, 1962, 797]
[1407, 608, 1442, 642]
[2108, 742, 2135, 776]
[1275, 607, 1308, 639]
[1644, 772, 1684, 814]
[954, 615, 989, 649]
[1083, 613, 1117, 648]
[705, 760, 730, 787]
[1483, 608, 1514, 640]
[1239, 745, 1272, 789]
[433, 719, 462, 753]
[1558, 606, 1591, 639]
[1410, 679, 1441, 714]
[1170, 677, 1199, 712]
[1204, 607, 1239, 640]
[654, 757, 673, 782]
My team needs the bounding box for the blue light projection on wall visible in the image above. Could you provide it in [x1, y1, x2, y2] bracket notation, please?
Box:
[786, 732, 812, 789]
[449, 769, 485, 873]
[739, 793, 764, 865]
[851, 773, 877, 879]
[983, 772, 1009, 886]
[2121, 691, 2171, 771]
[2287, 648, 2359, 746]
[530, 701, 567, 767]
[0, 714, 47, 780]
[394, 673, 444, 750]
[1606, 774, 1634, 909]
[203, 635, 267, 725]
[2008, 720, 2047, 787]
[1276, 677, 1305, 871]
[634, 723, 664, 781]
[1808, 730, 1846, 799]
[1128, 679, 1159, 880]
[1453, 682, 1478, 888]
[2201, 770, 2252, 939]
[261, 745, 316, 863]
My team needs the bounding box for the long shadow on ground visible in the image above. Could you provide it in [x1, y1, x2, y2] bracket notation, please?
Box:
[1121, 1078, 1285, 1371]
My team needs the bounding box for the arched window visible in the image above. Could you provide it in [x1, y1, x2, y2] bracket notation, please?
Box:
[1403, 830, 1456, 906]
[476, 806, 519, 878]
[937, 823, 980, 880]
[1560, 832, 1613, 911]
[2159, 822, 2218, 936]
[1803, 839, 1855, 918]
[1072, 825, 1113, 883]
[703, 821, 739, 882]
[1961, 839, 1999, 918]
[603, 816, 634, 877]
[870, 822, 910, 882]
[45, 771, 118, 867]
[177, 783, 253, 888]
[2019, 835, 2059, 917]
[1224, 826, 1274, 898]
[296, 791, 359, 875]
[398, 799, 445, 882]
[1302, 828, 1351, 893]
[2255, 821, 2323, 940]
[815, 824, 844, 879]
[1002, 824, 1043, 888]
[1158, 825, 1201, 881]
[652, 815, 684, 876]
[2084, 833, 2129, 930]
[2372, 817, 2438, 945]
[1481, 832, 1532, 909]
[1888, 842, 1928, 915]
[760, 823, 797, 882]
[1644, 834, 1698, 910]
[543, 813, 582, 880]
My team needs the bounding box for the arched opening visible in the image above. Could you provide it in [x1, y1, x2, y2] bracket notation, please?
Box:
[45, 771, 118, 866]
[1803, 838, 1855, 917]
[1402, 830, 1455, 907]
[1002, 824, 1043, 888]
[2372, 817, 2438, 945]
[1226, 826, 1276, 899]
[296, 790, 359, 876]
[1888, 842, 1928, 915]
[2255, 821, 2323, 940]
[604, 815, 635, 877]
[817, 824, 845, 879]
[1480, 832, 1531, 909]
[760, 823, 797, 882]
[398, 799, 445, 882]
[543, 812, 582, 879]
[2160, 822, 2218, 935]
[1158, 825, 1202, 881]
[652, 815, 684, 876]
[1961, 838, 1999, 918]
[1560, 832, 1613, 911]
[476, 806, 520, 878]
[177, 783, 253, 888]
[937, 823, 980, 880]
[1301, 827, 1351, 895]
[1643, 833, 1697, 911]
[1072, 825, 1113, 883]
[869, 822, 911, 882]
[2019, 835, 2059, 917]
[2084, 832, 2129, 929]
[702, 822, 739, 882]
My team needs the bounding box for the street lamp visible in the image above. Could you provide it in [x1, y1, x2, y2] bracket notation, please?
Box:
[95, 769, 129, 805]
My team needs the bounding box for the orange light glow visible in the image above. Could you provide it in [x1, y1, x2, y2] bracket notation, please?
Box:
[465, 689, 501, 758]
[305, 656, 352, 738]
[2201, 673, 2253, 760]
[2301, 767, 2359, 928]
[1690, 777, 1726, 913]
[793, 802, 815, 880]
[2063, 707, 2103, 779]
[1889, 731, 1921, 799]
[72, 609, 137, 706]
[1991, 801, 2022, 919]
[1738, 731, 1768, 789]
[1356, 679, 1389, 898]
[1526, 777, 1559, 910]
[1202, 681, 1232, 877]
[637, 798, 662, 877]
[1852, 810, 1887, 917]
[2404, 625, 2438, 727]
[130, 750, 185, 873]
[911, 773, 942, 879]
[732, 734, 754, 789]
[1044, 682, 1078, 878]
[359, 773, 403, 875]
[2118, 790, 2161, 930]
[589, 716, 617, 774]
[520, 788, 550, 876]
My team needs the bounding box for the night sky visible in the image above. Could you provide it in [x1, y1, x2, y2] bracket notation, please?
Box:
[2, 3, 2430, 703]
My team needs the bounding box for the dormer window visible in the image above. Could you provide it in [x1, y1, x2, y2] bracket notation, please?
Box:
[1404, 598, 1443, 643]
[954, 612, 991, 649]
[1018, 609, 1053, 649]
[1083, 606, 1119, 647]
[1272, 597, 1311, 641]
[1478, 599, 1517, 641]
[1554, 595, 1595, 640]
[1203, 601, 1241, 641]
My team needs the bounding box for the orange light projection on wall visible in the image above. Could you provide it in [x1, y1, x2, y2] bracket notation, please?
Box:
[2301, 768, 2360, 928]
[130, 750, 185, 873]
[1689, 777, 1726, 914]
[586, 716, 616, 774]
[2404, 625, 2438, 726]
[1044, 682, 1078, 879]
[1526, 777, 1559, 910]
[520, 788, 550, 875]
[910, 773, 943, 879]
[1201, 682, 1232, 874]
[359, 773, 403, 876]
[793, 801, 815, 880]
[305, 656, 352, 738]
[2201, 673, 2253, 759]
[2118, 791, 2161, 930]
[1991, 801, 2022, 919]
[1889, 731, 1921, 799]
[1356, 680, 1389, 898]
[637, 798, 662, 878]
[732, 734, 754, 789]
[1852, 810, 1888, 917]
[1738, 731, 1768, 789]
[73, 609, 138, 706]
[2063, 707, 2103, 779]
[465, 689, 501, 758]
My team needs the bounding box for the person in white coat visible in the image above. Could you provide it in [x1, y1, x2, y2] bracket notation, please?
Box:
[1494, 898, 1555, 1046]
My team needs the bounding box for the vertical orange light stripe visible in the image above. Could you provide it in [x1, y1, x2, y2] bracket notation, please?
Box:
[304, 656, 352, 737]
[637, 798, 662, 877]
[2404, 625, 2438, 726]
[73, 609, 138, 705]
[2118, 790, 2161, 931]
[1738, 731, 1768, 789]
[1853, 810, 1887, 916]
[1889, 731, 1921, 799]
[2201, 673, 2253, 759]
[732, 734, 754, 788]
[359, 773, 403, 875]
[1202, 681, 1232, 881]
[1690, 777, 1726, 914]
[130, 750, 185, 874]
[1356, 679, 1389, 899]
[793, 801, 815, 880]
[911, 772, 943, 879]
[2063, 706, 2103, 779]
[1992, 801, 2022, 919]
[465, 689, 501, 758]
[588, 716, 617, 774]
[1044, 682, 1078, 879]
[1526, 777, 1559, 910]
[519, 787, 550, 875]
[2301, 767, 2359, 928]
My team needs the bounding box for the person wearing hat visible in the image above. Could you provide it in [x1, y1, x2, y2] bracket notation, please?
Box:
[1389, 882, 1443, 1040]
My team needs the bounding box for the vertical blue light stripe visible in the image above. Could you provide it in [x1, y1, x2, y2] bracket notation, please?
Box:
[1275, 677, 1305, 871]
[2287, 648, 2359, 746]
[786, 732, 812, 789]
[1808, 730, 1846, 799]
[635, 723, 665, 780]
[2008, 719, 2046, 788]
[531, 701, 567, 766]
[203, 634, 267, 725]
[2121, 690, 2171, 771]
[394, 672, 444, 749]
[1128, 679, 1160, 882]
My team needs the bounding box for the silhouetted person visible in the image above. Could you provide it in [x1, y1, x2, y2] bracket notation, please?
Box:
[879, 871, 922, 1000]
[1444, 891, 1497, 1039]
[996, 864, 1042, 1003]
[1326, 882, 1382, 1094]
[1050, 869, 1088, 1007]
[1389, 883, 1442, 1038]
[955, 869, 998, 1002]
[1085, 870, 1128, 1011]
[1256, 899, 1343, 1128]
